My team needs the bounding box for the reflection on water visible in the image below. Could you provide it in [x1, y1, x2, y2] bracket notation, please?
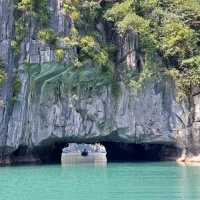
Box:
[1, 162, 200, 200]
[178, 164, 200, 200]
[61, 162, 107, 168]
[177, 161, 200, 167]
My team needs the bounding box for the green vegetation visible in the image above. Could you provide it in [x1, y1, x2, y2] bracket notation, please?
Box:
[104, 0, 200, 99]
[37, 28, 57, 45]
[0, 59, 6, 86]
[46, 1, 116, 92]
[11, 0, 200, 100]
[12, 72, 22, 102]
[15, 0, 48, 26]
[11, 0, 49, 100]
[0, 99, 4, 107]
[62, 66, 113, 92]
[55, 49, 65, 62]
[12, 0, 116, 94]
[23, 59, 31, 74]
[0, 70, 5, 86]
[11, 40, 20, 55]
[59, 31, 114, 91]
[75, 1, 101, 32]
[13, 0, 49, 54]
[63, 0, 80, 20]
[159, 19, 197, 58]
[79, 35, 109, 66]
[61, 28, 79, 48]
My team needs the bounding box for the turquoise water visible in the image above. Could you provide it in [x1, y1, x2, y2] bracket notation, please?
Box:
[1, 162, 200, 200]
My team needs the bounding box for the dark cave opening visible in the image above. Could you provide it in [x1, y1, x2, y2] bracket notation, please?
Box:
[35, 141, 181, 164]
[9, 141, 182, 165]
[101, 142, 181, 162]
[33, 140, 67, 164]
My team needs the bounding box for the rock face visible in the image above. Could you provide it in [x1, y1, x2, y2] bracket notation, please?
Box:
[0, 0, 15, 154]
[0, 0, 199, 164]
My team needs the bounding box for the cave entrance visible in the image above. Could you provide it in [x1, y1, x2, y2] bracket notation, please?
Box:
[36, 141, 181, 163]
[15, 141, 182, 164]
[33, 140, 67, 164]
[101, 142, 181, 162]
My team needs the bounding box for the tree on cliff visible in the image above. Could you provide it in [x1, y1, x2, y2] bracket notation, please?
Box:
[105, 0, 200, 100]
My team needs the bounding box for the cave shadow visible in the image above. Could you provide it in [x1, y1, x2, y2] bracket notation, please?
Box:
[9, 141, 182, 165]
[101, 142, 182, 162]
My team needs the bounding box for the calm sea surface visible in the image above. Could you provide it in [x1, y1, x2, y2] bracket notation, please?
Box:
[1, 162, 200, 200]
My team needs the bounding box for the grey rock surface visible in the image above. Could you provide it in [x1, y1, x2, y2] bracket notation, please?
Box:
[0, 0, 199, 163]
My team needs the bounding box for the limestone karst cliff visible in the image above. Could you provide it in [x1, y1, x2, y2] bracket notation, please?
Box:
[0, 0, 200, 164]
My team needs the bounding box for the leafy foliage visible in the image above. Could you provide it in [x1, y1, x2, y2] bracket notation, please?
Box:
[158, 19, 197, 59]
[37, 28, 57, 45]
[104, 0, 133, 22]
[0, 59, 6, 86]
[12, 0, 200, 100]
[13, 0, 49, 52]
[55, 49, 65, 62]
[79, 36, 109, 66]
[105, 0, 200, 98]
[166, 56, 200, 100]
[15, 0, 49, 26]
[63, 0, 80, 20]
